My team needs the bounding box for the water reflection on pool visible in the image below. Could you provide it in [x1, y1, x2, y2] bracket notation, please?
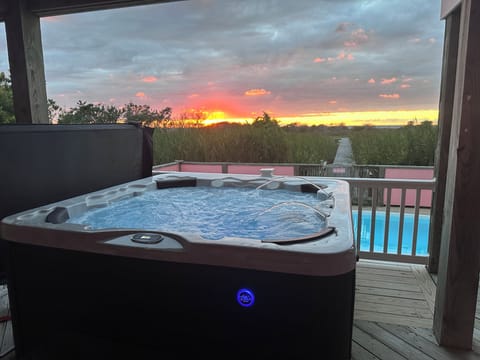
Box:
[352, 210, 430, 256]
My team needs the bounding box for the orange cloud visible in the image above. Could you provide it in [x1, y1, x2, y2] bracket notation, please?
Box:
[188, 93, 200, 98]
[379, 93, 400, 99]
[142, 76, 158, 83]
[381, 77, 397, 85]
[368, 78, 376, 84]
[337, 51, 354, 60]
[328, 100, 337, 104]
[244, 88, 271, 96]
[319, 52, 354, 64]
[135, 92, 146, 98]
[400, 84, 411, 89]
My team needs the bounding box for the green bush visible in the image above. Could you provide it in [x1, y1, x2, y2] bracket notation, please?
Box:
[153, 120, 437, 167]
[153, 123, 337, 165]
[350, 122, 437, 165]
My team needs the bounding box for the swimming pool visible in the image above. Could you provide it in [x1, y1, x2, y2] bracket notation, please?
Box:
[352, 210, 430, 256]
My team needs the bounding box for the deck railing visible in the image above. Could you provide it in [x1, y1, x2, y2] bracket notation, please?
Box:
[339, 177, 435, 264]
[153, 161, 435, 264]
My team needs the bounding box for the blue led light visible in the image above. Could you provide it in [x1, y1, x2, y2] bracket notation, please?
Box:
[236, 288, 255, 307]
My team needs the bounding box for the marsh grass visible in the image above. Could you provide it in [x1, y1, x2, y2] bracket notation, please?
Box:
[152, 121, 437, 166]
[153, 125, 337, 165]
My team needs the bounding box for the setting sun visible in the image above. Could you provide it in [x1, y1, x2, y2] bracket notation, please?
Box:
[178, 108, 438, 127]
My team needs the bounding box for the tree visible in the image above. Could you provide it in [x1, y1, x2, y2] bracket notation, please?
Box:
[48, 98, 63, 124]
[0, 72, 15, 124]
[58, 100, 121, 124]
[252, 111, 279, 128]
[120, 102, 172, 127]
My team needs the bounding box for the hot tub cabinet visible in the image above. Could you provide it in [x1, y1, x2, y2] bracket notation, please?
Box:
[1, 173, 356, 359]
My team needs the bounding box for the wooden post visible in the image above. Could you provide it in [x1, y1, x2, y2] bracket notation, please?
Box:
[427, 9, 460, 274]
[433, 0, 480, 349]
[5, 0, 49, 124]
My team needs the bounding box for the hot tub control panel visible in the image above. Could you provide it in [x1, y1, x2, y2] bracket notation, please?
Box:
[131, 233, 164, 244]
[104, 232, 183, 250]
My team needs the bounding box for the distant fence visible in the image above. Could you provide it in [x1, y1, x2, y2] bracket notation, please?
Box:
[324, 164, 434, 208]
[153, 160, 327, 177]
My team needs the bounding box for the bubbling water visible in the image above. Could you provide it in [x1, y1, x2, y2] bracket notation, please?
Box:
[67, 183, 334, 241]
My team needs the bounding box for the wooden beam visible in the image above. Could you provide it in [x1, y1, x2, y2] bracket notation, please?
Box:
[433, 0, 480, 349]
[427, 9, 460, 274]
[0, 1, 183, 20]
[0, 2, 8, 21]
[5, 0, 49, 123]
[26, 0, 184, 17]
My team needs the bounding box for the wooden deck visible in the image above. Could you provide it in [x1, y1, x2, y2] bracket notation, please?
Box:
[353, 260, 480, 359]
[0, 260, 479, 359]
[0, 285, 13, 360]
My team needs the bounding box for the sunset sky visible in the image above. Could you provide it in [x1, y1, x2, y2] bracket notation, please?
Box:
[0, 0, 445, 126]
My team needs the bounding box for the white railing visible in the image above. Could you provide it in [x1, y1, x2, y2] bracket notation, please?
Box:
[338, 177, 436, 264]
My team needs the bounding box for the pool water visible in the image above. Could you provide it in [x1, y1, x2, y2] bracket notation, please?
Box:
[68, 186, 331, 241]
[352, 210, 430, 256]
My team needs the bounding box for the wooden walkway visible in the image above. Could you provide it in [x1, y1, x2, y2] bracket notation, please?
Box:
[0, 260, 479, 359]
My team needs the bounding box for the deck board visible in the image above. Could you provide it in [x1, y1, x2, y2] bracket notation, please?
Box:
[0, 285, 13, 359]
[355, 260, 435, 328]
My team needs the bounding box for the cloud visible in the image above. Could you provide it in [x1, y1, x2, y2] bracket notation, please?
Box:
[400, 84, 411, 88]
[379, 93, 400, 99]
[244, 88, 271, 96]
[336, 22, 351, 32]
[142, 76, 158, 83]
[336, 51, 354, 60]
[31, 0, 444, 117]
[381, 77, 397, 85]
[135, 92, 146, 98]
[368, 78, 376, 84]
[351, 28, 369, 43]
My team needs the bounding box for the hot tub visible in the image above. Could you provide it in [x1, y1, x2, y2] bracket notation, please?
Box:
[1, 172, 356, 359]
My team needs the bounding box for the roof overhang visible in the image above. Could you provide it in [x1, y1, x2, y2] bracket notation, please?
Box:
[441, 0, 461, 18]
[0, 0, 184, 20]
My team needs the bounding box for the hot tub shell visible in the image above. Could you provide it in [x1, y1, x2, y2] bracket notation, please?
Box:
[1, 172, 356, 359]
